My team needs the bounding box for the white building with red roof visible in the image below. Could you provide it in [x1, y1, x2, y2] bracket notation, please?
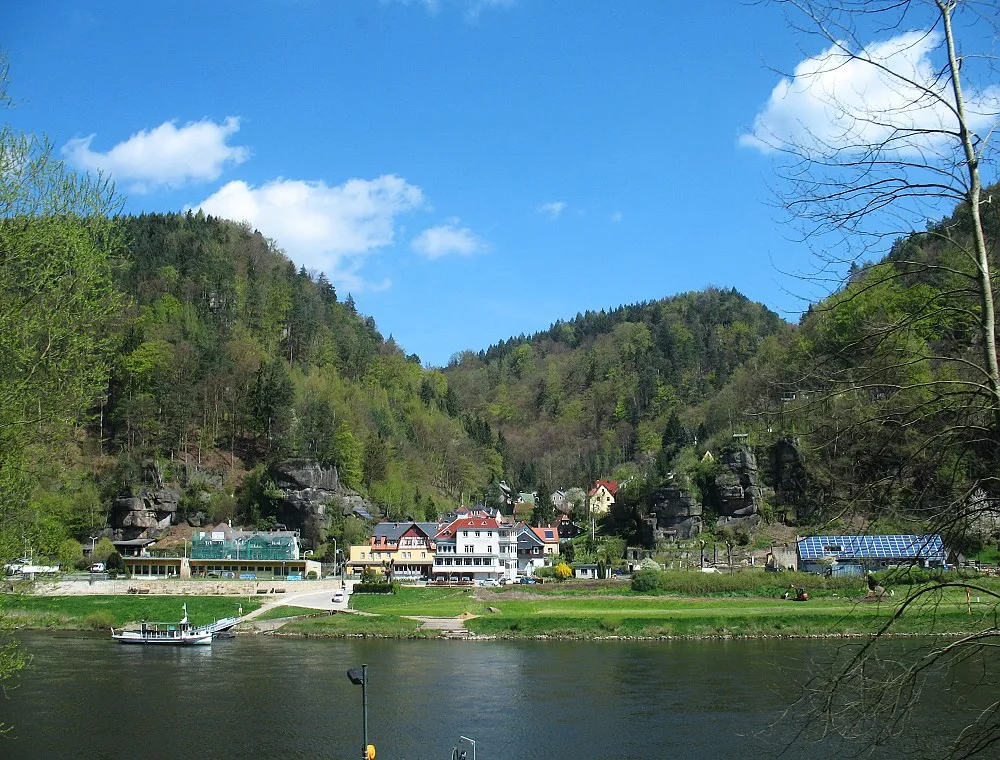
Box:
[587, 480, 618, 516]
[432, 513, 517, 583]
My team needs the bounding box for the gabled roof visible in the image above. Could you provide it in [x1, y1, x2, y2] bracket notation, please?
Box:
[588, 480, 618, 497]
[373, 521, 438, 542]
[532, 526, 559, 543]
[797, 535, 945, 561]
[436, 516, 500, 539]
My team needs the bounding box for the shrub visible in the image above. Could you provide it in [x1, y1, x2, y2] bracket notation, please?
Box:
[306, 571, 318, 579]
[631, 568, 662, 592]
[554, 563, 572, 580]
[83, 611, 116, 630]
[353, 582, 394, 594]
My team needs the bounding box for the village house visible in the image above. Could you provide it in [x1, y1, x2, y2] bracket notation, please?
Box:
[432, 512, 518, 584]
[515, 522, 560, 576]
[587, 480, 618, 516]
[346, 521, 438, 580]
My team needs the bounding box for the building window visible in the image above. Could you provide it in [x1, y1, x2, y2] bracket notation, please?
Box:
[475, 531, 481, 537]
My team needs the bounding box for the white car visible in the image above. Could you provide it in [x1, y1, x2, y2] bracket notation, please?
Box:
[332, 590, 346, 604]
[480, 578, 500, 587]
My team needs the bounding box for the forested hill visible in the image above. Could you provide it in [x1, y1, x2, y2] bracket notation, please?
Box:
[443, 289, 789, 492]
[101, 211, 497, 520]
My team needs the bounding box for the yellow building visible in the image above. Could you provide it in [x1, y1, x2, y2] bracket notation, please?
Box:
[347, 521, 438, 580]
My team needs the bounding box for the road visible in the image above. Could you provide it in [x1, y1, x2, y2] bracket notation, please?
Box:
[240, 579, 356, 621]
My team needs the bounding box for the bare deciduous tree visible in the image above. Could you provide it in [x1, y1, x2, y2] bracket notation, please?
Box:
[745, 2, 1000, 757]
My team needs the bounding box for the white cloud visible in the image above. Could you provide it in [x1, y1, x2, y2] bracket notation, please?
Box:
[610, 211, 623, 223]
[741, 30, 1000, 155]
[63, 117, 249, 192]
[537, 201, 567, 219]
[194, 175, 424, 289]
[412, 220, 486, 259]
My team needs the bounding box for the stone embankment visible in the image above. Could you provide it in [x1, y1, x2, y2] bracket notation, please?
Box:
[34, 577, 347, 597]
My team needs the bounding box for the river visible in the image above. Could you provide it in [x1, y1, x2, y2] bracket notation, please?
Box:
[1, 633, 991, 759]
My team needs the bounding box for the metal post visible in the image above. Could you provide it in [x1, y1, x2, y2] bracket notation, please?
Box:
[347, 665, 370, 760]
[460, 735, 476, 760]
[362, 664, 368, 760]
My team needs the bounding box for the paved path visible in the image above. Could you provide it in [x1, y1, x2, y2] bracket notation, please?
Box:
[407, 616, 474, 637]
[238, 582, 355, 631]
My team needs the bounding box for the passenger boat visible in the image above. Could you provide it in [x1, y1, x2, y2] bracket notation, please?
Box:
[111, 604, 213, 646]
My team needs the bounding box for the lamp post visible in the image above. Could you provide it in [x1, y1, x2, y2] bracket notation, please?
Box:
[699, 540, 705, 569]
[347, 664, 370, 760]
[459, 735, 476, 760]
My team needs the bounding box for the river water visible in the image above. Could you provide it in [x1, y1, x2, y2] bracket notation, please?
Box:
[1, 633, 991, 759]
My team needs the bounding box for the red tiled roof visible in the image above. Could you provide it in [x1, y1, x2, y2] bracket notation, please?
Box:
[531, 527, 559, 543]
[589, 479, 618, 496]
[436, 516, 499, 538]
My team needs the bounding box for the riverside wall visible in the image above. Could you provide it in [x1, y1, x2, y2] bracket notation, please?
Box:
[32, 577, 347, 596]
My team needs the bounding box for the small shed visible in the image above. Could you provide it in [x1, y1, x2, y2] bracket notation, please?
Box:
[574, 563, 600, 580]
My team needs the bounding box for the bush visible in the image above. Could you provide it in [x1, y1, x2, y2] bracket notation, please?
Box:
[554, 563, 572, 580]
[306, 571, 318, 579]
[353, 582, 395, 594]
[631, 568, 661, 592]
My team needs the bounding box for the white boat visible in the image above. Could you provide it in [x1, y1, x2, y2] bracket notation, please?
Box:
[111, 604, 213, 646]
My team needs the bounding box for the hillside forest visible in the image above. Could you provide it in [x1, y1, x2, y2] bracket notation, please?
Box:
[3, 64, 1000, 566]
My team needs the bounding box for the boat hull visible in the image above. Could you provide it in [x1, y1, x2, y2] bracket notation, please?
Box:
[112, 630, 212, 645]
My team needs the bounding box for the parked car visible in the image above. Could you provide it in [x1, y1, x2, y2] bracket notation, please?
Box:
[332, 590, 346, 604]
[89, 562, 106, 573]
[480, 578, 500, 587]
[518, 576, 538, 585]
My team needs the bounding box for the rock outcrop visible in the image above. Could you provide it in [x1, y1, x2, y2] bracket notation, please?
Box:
[645, 483, 703, 542]
[270, 459, 375, 550]
[113, 488, 181, 539]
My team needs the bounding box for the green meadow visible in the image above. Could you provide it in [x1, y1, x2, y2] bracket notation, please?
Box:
[0, 595, 259, 631]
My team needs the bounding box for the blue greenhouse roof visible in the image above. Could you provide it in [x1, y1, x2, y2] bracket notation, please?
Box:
[797, 535, 945, 561]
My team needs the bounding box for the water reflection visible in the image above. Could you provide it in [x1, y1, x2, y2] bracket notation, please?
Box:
[3, 634, 993, 760]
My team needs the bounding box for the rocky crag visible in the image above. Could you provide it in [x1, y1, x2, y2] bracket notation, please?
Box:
[111, 459, 375, 548]
[642, 438, 807, 546]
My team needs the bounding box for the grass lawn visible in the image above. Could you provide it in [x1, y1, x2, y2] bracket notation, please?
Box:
[347, 584, 997, 639]
[5, 583, 993, 640]
[252, 605, 323, 621]
[278, 613, 428, 637]
[0, 595, 259, 631]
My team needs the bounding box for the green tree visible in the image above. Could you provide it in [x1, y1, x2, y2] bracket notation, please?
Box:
[334, 425, 364, 491]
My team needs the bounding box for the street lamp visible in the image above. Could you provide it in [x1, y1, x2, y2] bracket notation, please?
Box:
[458, 735, 476, 760]
[347, 664, 373, 760]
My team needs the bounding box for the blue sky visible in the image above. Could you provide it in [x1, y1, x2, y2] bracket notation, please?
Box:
[6, 1, 997, 366]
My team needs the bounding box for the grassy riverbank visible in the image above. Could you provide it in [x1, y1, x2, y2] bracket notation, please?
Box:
[0, 595, 260, 631]
[264, 577, 1000, 639]
[5, 571, 997, 640]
